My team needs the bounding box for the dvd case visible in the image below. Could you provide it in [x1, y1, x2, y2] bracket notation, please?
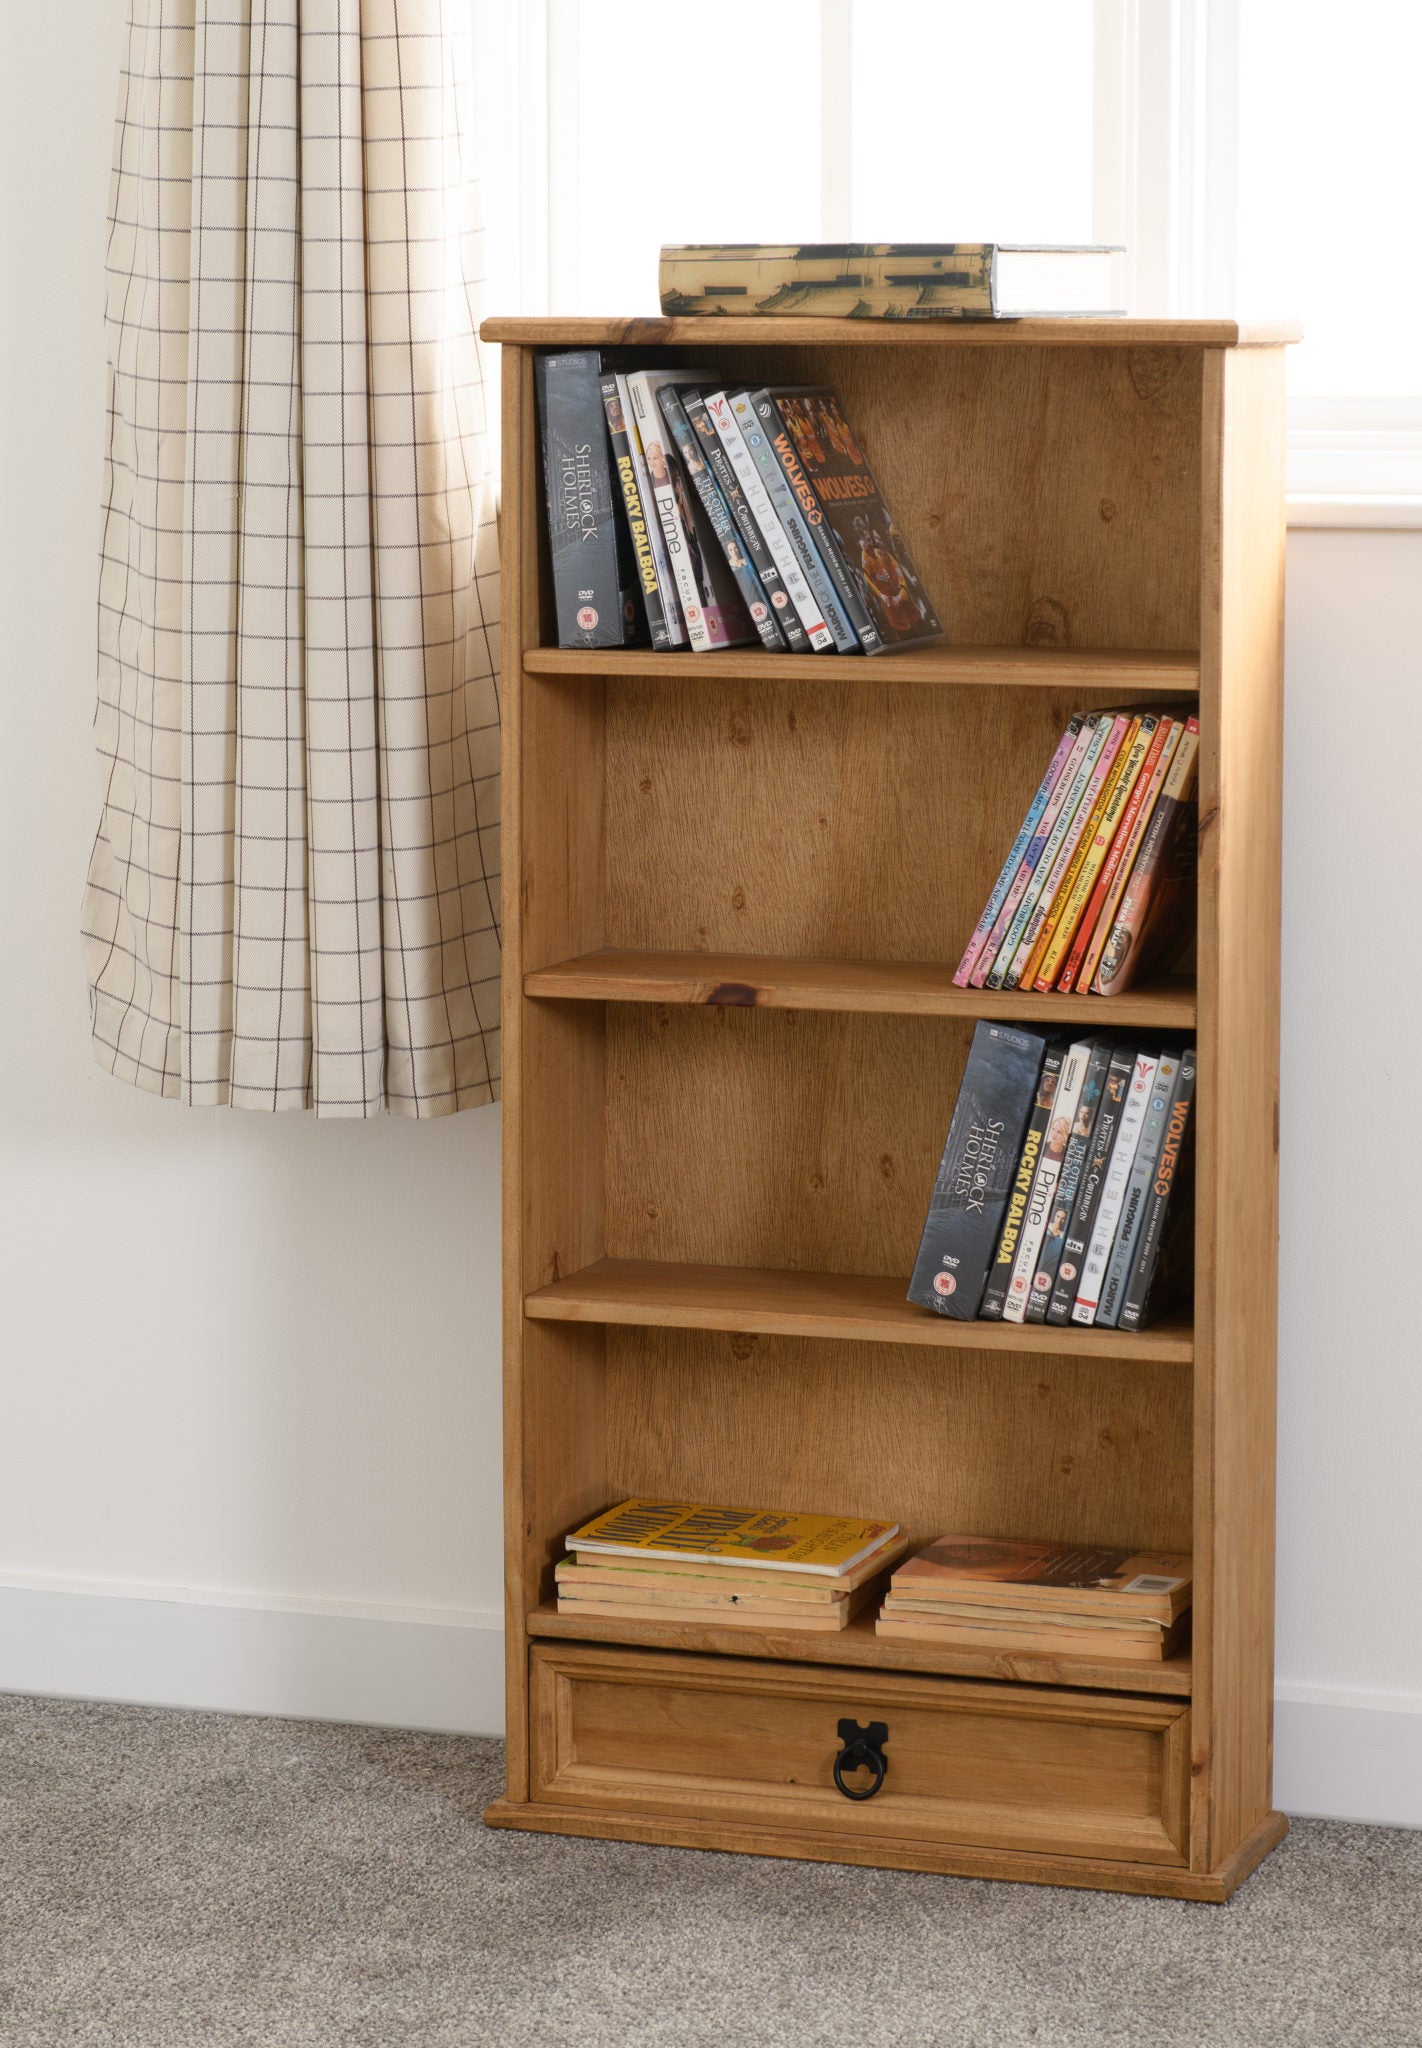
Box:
[617, 372, 685, 646]
[1047, 1040, 1135, 1325]
[626, 369, 715, 651]
[683, 389, 808, 650]
[980, 1039, 1068, 1320]
[769, 386, 944, 653]
[600, 373, 671, 651]
[1120, 1049, 1196, 1329]
[535, 350, 643, 649]
[1004, 1038, 1094, 1324]
[758, 390, 882, 652]
[1095, 1049, 1181, 1327]
[1072, 1050, 1159, 1325]
[1025, 1037, 1112, 1322]
[732, 390, 858, 651]
[658, 385, 784, 651]
[908, 1022, 1050, 1321]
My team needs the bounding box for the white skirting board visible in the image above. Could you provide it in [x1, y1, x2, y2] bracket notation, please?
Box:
[0, 1582, 1418, 1828]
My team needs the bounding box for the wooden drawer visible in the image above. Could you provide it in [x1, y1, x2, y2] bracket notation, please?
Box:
[530, 1643, 1190, 1867]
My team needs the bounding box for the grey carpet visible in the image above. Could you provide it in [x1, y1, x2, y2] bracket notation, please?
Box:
[0, 1694, 1417, 2048]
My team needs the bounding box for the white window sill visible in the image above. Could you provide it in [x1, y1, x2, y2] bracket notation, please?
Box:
[1286, 496, 1422, 531]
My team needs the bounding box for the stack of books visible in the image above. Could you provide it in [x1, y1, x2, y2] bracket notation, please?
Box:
[658, 242, 1127, 322]
[875, 1535, 1192, 1662]
[535, 351, 943, 656]
[909, 1022, 1195, 1328]
[557, 1500, 903, 1633]
[955, 704, 1199, 1000]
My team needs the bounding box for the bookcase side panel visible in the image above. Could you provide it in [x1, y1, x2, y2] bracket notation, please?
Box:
[1191, 346, 1287, 1871]
[502, 343, 611, 1797]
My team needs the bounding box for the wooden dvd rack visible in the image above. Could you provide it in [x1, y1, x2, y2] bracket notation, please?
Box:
[481, 313, 1296, 1900]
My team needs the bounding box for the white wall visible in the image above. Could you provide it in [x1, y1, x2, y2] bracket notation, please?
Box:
[2, 5, 1419, 1823]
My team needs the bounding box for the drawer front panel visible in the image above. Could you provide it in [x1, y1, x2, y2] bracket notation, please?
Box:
[530, 1644, 1189, 1866]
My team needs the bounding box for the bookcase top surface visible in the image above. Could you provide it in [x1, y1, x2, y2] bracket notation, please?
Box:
[481, 314, 1301, 349]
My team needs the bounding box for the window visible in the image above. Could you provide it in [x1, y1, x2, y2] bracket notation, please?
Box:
[475, 0, 1420, 510]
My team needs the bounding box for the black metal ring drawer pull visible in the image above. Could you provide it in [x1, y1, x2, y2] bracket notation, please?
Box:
[833, 1718, 889, 1800]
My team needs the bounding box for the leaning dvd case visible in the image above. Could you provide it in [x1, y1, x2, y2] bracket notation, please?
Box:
[658, 385, 784, 651]
[733, 390, 859, 651]
[683, 389, 808, 649]
[600, 373, 671, 650]
[769, 386, 944, 653]
[907, 1021, 1050, 1322]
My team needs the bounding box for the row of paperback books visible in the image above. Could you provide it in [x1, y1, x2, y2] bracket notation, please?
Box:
[909, 1022, 1195, 1329]
[956, 705, 1199, 1000]
[558, 1502, 1190, 1665]
[535, 349, 943, 656]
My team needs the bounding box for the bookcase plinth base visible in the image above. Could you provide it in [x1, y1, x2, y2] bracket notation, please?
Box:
[482, 1799, 1288, 1903]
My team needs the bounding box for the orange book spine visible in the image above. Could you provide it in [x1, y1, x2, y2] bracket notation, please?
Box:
[1035, 715, 1154, 992]
[1093, 718, 1201, 996]
[1074, 717, 1182, 995]
[1022, 716, 1138, 990]
[1065, 716, 1172, 995]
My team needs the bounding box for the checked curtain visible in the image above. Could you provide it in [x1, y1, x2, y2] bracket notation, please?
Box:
[83, 0, 501, 1116]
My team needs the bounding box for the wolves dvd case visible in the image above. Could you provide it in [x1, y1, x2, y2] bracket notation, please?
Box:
[534, 350, 642, 650]
[1096, 1049, 1182, 1328]
[683, 389, 808, 650]
[769, 387, 944, 653]
[657, 385, 785, 652]
[702, 390, 834, 650]
[758, 389, 882, 653]
[1046, 1040, 1135, 1325]
[908, 1021, 1050, 1322]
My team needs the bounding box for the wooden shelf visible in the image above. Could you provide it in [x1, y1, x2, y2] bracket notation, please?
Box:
[522, 642, 1199, 693]
[483, 313, 1301, 351]
[525, 1258, 1194, 1363]
[527, 1605, 1193, 1699]
[525, 949, 1196, 1027]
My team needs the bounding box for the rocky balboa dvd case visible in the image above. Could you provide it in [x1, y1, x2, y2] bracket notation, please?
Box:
[769, 387, 944, 653]
[534, 350, 642, 649]
[908, 1021, 1050, 1321]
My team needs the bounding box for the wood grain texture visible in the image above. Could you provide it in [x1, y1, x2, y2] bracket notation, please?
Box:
[1190, 347, 1287, 1871]
[601, 679, 1198, 966]
[523, 645, 1201, 692]
[526, 949, 1196, 1026]
[528, 1605, 1193, 1698]
[482, 1798, 1289, 1903]
[601, 1327, 1193, 1560]
[482, 316, 1302, 350]
[525, 1257, 1193, 1362]
[528, 1644, 1190, 1865]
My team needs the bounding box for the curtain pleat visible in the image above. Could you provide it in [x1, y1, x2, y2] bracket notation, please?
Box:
[84, 0, 501, 1116]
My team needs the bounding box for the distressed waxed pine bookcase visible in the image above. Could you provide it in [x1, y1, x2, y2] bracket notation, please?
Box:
[480, 313, 1296, 1901]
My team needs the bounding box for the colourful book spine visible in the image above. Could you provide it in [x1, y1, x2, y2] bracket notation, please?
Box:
[1072, 717, 1181, 995]
[1023, 715, 1139, 991]
[954, 717, 1081, 987]
[980, 716, 1103, 991]
[1094, 718, 1200, 996]
[1003, 714, 1127, 991]
[1036, 714, 1156, 993]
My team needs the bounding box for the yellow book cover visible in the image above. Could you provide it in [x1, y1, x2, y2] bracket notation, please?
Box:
[566, 1500, 899, 1577]
[1034, 714, 1154, 991]
[1023, 716, 1141, 989]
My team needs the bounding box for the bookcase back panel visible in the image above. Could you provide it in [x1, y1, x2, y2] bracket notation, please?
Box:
[604, 678, 1122, 964]
[605, 1005, 966, 1277]
[602, 1327, 1192, 1558]
[593, 342, 1202, 654]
